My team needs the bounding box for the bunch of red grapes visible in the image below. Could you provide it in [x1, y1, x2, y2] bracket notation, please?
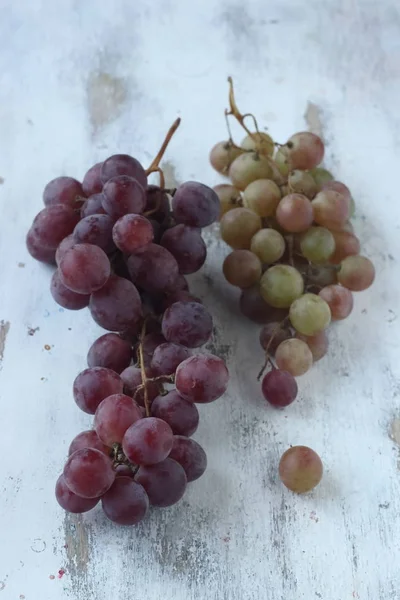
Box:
[26, 120, 229, 524]
[210, 79, 375, 493]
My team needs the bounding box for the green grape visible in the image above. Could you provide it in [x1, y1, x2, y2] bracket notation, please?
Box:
[223, 250, 262, 288]
[337, 255, 375, 291]
[209, 141, 243, 175]
[275, 338, 313, 376]
[288, 170, 318, 198]
[213, 184, 242, 218]
[279, 446, 323, 493]
[306, 264, 338, 288]
[229, 152, 274, 191]
[241, 132, 274, 156]
[274, 147, 290, 177]
[220, 207, 262, 249]
[289, 293, 331, 336]
[250, 229, 285, 264]
[260, 265, 304, 308]
[243, 179, 281, 217]
[300, 227, 335, 264]
[309, 167, 333, 188]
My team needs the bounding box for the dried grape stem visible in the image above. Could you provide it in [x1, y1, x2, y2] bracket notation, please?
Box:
[226, 77, 257, 139]
[146, 117, 181, 188]
[257, 317, 290, 380]
[138, 321, 151, 417]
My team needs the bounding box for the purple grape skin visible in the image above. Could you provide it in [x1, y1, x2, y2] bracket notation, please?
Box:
[141, 332, 166, 367]
[127, 243, 179, 294]
[94, 394, 143, 446]
[175, 354, 229, 404]
[59, 243, 111, 295]
[68, 430, 110, 456]
[55, 234, 76, 265]
[26, 229, 56, 264]
[122, 417, 173, 465]
[240, 285, 287, 324]
[160, 224, 207, 274]
[102, 477, 149, 525]
[32, 204, 80, 249]
[89, 275, 142, 332]
[87, 333, 132, 373]
[73, 214, 116, 253]
[120, 366, 160, 407]
[261, 369, 298, 407]
[172, 181, 219, 227]
[73, 367, 123, 414]
[259, 323, 292, 355]
[55, 474, 100, 514]
[102, 175, 146, 220]
[162, 291, 203, 311]
[151, 390, 199, 437]
[80, 193, 107, 218]
[145, 185, 171, 224]
[161, 301, 212, 348]
[135, 458, 187, 507]
[63, 448, 115, 498]
[50, 270, 90, 310]
[150, 343, 190, 376]
[43, 176, 84, 209]
[100, 154, 147, 190]
[169, 436, 207, 482]
[112, 214, 154, 254]
[82, 162, 103, 196]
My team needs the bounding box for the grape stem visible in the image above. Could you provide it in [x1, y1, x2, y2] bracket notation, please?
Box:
[133, 374, 175, 402]
[226, 77, 258, 140]
[138, 320, 151, 417]
[146, 118, 181, 189]
[257, 317, 290, 380]
[111, 443, 139, 475]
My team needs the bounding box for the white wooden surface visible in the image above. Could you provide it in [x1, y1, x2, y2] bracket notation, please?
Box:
[1, 1, 400, 598]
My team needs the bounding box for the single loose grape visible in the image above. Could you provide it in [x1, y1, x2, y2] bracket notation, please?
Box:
[213, 184, 242, 218]
[288, 170, 317, 198]
[276, 194, 313, 233]
[242, 179, 281, 217]
[260, 265, 304, 308]
[337, 255, 375, 291]
[223, 250, 262, 288]
[229, 152, 273, 190]
[300, 227, 335, 264]
[209, 141, 243, 174]
[220, 207, 262, 249]
[279, 446, 323, 493]
[241, 132, 274, 156]
[289, 293, 331, 336]
[250, 229, 285, 264]
[275, 338, 313, 376]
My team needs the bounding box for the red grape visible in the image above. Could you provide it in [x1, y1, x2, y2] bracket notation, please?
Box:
[68, 429, 110, 456]
[330, 231, 360, 264]
[151, 343, 190, 376]
[151, 390, 199, 437]
[112, 214, 154, 254]
[55, 234, 76, 265]
[59, 243, 111, 294]
[26, 229, 56, 264]
[73, 214, 115, 253]
[55, 474, 99, 513]
[120, 366, 160, 406]
[160, 224, 206, 274]
[82, 162, 103, 196]
[73, 367, 123, 414]
[279, 445, 323, 493]
[285, 132, 324, 170]
[163, 291, 202, 311]
[172, 181, 219, 227]
[89, 275, 142, 332]
[175, 354, 229, 403]
[43, 176, 84, 209]
[162, 301, 212, 348]
[94, 394, 142, 445]
[169, 436, 207, 482]
[276, 194, 313, 233]
[63, 448, 115, 498]
[261, 369, 298, 407]
[50, 270, 90, 310]
[135, 458, 187, 507]
[101, 154, 147, 190]
[127, 243, 179, 294]
[259, 322, 292, 355]
[102, 477, 149, 525]
[87, 333, 132, 373]
[80, 193, 106, 218]
[319, 284, 354, 320]
[32, 204, 80, 249]
[102, 175, 146, 219]
[122, 417, 173, 465]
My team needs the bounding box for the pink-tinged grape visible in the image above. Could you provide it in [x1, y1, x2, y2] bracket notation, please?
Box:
[243, 179, 281, 217]
[73, 367, 123, 414]
[309, 167, 333, 187]
[312, 190, 350, 230]
[175, 354, 229, 404]
[89, 275, 142, 332]
[319, 284, 354, 320]
[68, 430, 110, 456]
[261, 369, 298, 407]
[102, 477, 149, 525]
[289, 293, 331, 336]
[321, 180, 351, 201]
[161, 225, 206, 274]
[279, 446, 323, 493]
[220, 207, 262, 249]
[209, 141, 243, 175]
[50, 270, 90, 310]
[259, 322, 292, 355]
[285, 132, 324, 170]
[223, 250, 262, 288]
[229, 151, 273, 190]
[151, 343, 190, 376]
[115, 464, 135, 478]
[43, 176, 84, 209]
[300, 227, 335, 264]
[276, 194, 313, 233]
[337, 255, 375, 291]
[82, 162, 103, 196]
[122, 417, 173, 465]
[240, 285, 287, 324]
[241, 132, 274, 156]
[94, 394, 142, 446]
[151, 390, 199, 437]
[55, 474, 100, 513]
[101, 154, 147, 190]
[87, 333, 132, 373]
[169, 436, 207, 482]
[288, 170, 318, 198]
[112, 214, 154, 254]
[80, 193, 107, 218]
[73, 214, 115, 253]
[275, 338, 313, 376]
[59, 243, 110, 294]
[127, 243, 179, 294]
[162, 301, 212, 348]
[32, 204, 80, 249]
[213, 184, 241, 218]
[63, 448, 115, 498]
[163, 291, 202, 311]
[26, 229, 56, 264]
[144, 185, 171, 224]
[120, 366, 160, 407]
[330, 231, 360, 264]
[172, 181, 219, 228]
[135, 458, 187, 507]
[55, 234, 76, 265]
[102, 175, 146, 219]
[260, 265, 304, 308]
[250, 229, 286, 264]
[296, 331, 328, 362]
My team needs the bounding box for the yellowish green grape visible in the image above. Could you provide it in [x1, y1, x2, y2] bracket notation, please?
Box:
[289, 293, 331, 336]
[220, 207, 262, 249]
[209, 141, 243, 175]
[275, 338, 313, 376]
[241, 132, 274, 156]
[260, 265, 304, 308]
[274, 147, 290, 177]
[229, 152, 274, 191]
[288, 170, 318, 198]
[213, 184, 242, 218]
[243, 179, 281, 217]
[300, 227, 335, 264]
[309, 167, 333, 187]
[250, 229, 285, 264]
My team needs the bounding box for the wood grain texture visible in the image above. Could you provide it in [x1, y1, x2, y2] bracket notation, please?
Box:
[0, 0, 400, 598]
